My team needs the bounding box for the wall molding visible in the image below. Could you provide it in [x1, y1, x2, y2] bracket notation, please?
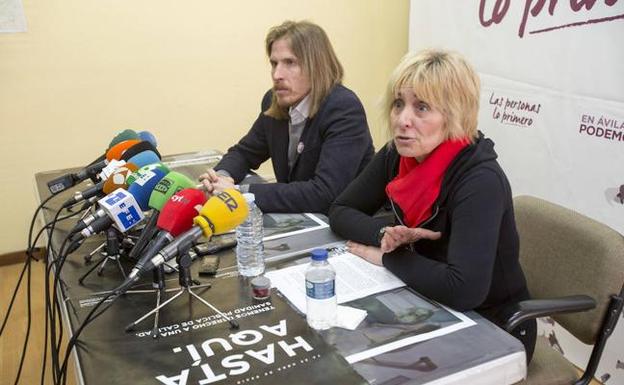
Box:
[0, 249, 45, 267]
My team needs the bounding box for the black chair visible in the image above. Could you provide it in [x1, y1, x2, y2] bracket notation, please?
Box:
[507, 195, 624, 385]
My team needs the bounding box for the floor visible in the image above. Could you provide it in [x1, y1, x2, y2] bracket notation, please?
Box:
[1, 259, 76, 385]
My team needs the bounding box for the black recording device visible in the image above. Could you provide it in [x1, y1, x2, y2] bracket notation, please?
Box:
[198, 255, 220, 276]
[193, 235, 236, 276]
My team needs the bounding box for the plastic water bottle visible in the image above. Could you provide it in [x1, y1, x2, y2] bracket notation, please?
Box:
[235, 193, 265, 277]
[305, 249, 337, 330]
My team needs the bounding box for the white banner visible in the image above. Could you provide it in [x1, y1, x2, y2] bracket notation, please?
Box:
[409, 0, 624, 382]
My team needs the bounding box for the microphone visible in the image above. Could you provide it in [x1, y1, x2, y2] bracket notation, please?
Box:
[108, 129, 139, 148]
[119, 141, 161, 161]
[45, 130, 142, 195]
[125, 150, 160, 169]
[130, 188, 207, 272]
[79, 130, 139, 184]
[98, 140, 160, 179]
[116, 189, 247, 293]
[125, 162, 170, 182]
[105, 139, 141, 162]
[46, 158, 112, 196]
[126, 170, 195, 260]
[126, 167, 171, 211]
[101, 163, 140, 194]
[68, 162, 168, 235]
[147, 171, 196, 211]
[138, 131, 157, 148]
[72, 188, 145, 242]
[61, 181, 105, 209]
[62, 163, 139, 209]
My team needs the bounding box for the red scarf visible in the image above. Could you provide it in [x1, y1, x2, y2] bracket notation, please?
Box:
[386, 139, 469, 227]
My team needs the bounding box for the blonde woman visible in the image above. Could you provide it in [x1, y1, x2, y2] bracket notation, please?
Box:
[329, 49, 536, 362]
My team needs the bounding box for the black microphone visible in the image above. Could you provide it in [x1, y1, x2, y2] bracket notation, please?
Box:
[117, 226, 204, 293]
[69, 208, 106, 235]
[75, 157, 108, 182]
[127, 212, 161, 260]
[62, 181, 105, 208]
[114, 189, 248, 294]
[47, 155, 107, 195]
[70, 216, 114, 243]
[120, 141, 161, 161]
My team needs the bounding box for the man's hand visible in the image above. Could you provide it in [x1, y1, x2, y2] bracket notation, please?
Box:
[380, 226, 441, 253]
[198, 168, 235, 195]
[346, 240, 384, 266]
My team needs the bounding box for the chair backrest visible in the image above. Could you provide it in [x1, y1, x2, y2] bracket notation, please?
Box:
[513, 195, 624, 344]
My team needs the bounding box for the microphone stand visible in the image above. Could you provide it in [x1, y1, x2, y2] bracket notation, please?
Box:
[124, 244, 239, 338]
[78, 228, 127, 284]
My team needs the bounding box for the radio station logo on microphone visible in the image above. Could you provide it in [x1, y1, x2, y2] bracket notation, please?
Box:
[579, 113, 624, 142]
[155, 179, 173, 194]
[216, 191, 239, 212]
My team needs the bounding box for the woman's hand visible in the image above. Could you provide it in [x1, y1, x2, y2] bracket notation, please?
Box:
[346, 240, 384, 266]
[198, 168, 235, 195]
[380, 225, 441, 253]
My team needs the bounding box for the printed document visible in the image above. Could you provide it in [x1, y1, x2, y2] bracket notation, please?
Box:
[265, 251, 405, 314]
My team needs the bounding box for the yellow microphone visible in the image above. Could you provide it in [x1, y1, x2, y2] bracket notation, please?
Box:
[119, 189, 249, 292]
[193, 189, 249, 238]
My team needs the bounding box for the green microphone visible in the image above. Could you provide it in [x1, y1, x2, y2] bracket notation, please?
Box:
[108, 129, 140, 149]
[148, 171, 196, 212]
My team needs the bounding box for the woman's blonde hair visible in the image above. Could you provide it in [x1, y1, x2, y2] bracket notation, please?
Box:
[383, 49, 480, 141]
[264, 21, 343, 120]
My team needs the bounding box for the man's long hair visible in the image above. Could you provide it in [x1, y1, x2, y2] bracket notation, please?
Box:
[264, 21, 343, 120]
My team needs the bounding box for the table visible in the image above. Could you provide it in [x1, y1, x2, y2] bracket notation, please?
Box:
[34, 151, 526, 385]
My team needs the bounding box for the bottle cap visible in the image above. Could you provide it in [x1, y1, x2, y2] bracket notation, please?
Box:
[251, 276, 271, 300]
[242, 193, 255, 203]
[310, 248, 328, 261]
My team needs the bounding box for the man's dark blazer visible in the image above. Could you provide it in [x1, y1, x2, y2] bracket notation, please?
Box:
[215, 84, 374, 214]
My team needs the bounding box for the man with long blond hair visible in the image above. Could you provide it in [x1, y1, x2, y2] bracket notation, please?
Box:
[200, 20, 373, 214]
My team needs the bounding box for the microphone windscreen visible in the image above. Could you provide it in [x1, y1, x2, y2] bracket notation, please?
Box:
[148, 171, 195, 211]
[98, 188, 144, 233]
[126, 150, 160, 168]
[127, 167, 169, 210]
[106, 139, 141, 161]
[126, 162, 169, 185]
[153, 162, 170, 174]
[120, 141, 161, 161]
[138, 131, 157, 148]
[193, 189, 248, 238]
[102, 163, 139, 194]
[157, 189, 207, 236]
[108, 129, 139, 148]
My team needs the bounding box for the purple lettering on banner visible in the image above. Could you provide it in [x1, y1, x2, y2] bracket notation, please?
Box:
[577, 113, 624, 143]
[479, 0, 510, 26]
[488, 92, 541, 128]
[571, 0, 598, 12]
[478, 0, 623, 38]
[519, 0, 549, 38]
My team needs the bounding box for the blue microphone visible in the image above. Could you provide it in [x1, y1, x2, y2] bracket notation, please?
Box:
[127, 167, 169, 211]
[126, 150, 160, 168]
[138, 131, 157, 148]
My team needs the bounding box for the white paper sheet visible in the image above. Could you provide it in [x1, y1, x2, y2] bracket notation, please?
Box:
[265, 251, 405, 314]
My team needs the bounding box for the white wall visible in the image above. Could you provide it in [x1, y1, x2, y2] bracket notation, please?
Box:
[0, 0, 410, 254]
